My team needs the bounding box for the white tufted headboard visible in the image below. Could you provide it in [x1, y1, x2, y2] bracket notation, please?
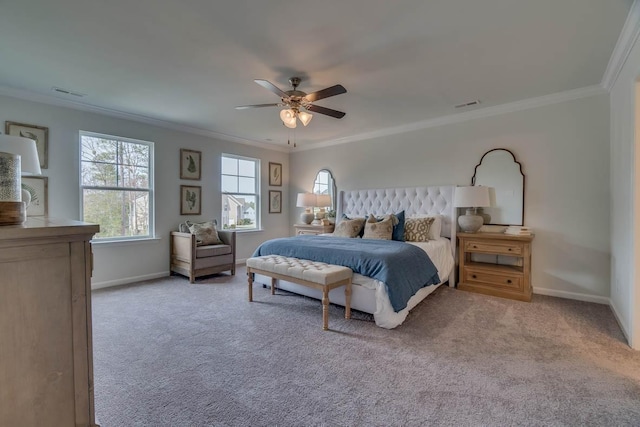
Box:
[337, 185, 457, 285]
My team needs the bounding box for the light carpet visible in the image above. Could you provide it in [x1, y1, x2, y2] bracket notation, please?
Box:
[92, 267, 640, 426]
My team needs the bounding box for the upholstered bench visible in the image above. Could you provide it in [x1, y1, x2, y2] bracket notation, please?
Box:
[246, 255, 353, 330]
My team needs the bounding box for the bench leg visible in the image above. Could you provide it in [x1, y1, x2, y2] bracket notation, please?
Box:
[322, 288, 329, 331]
[271, 277, 276, 295]
[345, 282, 352, 319]
[248, 270, 253, 302]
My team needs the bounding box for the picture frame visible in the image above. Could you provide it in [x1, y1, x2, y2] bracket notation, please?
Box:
[21, 176, 48, 217]
[269, 190, 282, 213]
[269, 162, 282, 186]
[5, 121, 49, 169]
[180, 149, 202, 180]
[180, 185, 201, 215]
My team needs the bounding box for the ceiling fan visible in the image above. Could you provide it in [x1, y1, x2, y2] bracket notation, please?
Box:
[236, 77, 347, 128]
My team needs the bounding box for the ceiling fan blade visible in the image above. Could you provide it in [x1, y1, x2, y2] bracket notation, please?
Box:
[304, 84, 347, 102]
[254, 79, 289, 98]
[306, 104, 346, 119]
[235, 103, 281, 110]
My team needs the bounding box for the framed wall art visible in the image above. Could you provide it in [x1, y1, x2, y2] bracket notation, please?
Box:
[269, 190, 282, 213]
[5, 121, 49, 169]
[180, 149, 202, 180]
[269, 162, 282, 186]
[21, 176, 48, 216]
[180, 185, 201, 215]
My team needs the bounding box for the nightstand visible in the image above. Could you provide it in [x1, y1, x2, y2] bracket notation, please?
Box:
[457, 232, 534, 302]
[294, 223, 335, 235]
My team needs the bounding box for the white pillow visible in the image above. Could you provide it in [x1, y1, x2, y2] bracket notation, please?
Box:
[409, 214, 442, 240]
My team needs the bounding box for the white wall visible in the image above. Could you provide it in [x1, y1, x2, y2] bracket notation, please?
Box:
[610, 32, 640, 349]
[0, 95, 290, 287]
[290, 94, 611, 301]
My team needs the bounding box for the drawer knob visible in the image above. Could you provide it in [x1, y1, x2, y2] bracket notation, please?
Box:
[508, 248, 512, 251]
[472, 274, 477, 279]
[472, 245, 477, 248]
[506, 279, 512, 284]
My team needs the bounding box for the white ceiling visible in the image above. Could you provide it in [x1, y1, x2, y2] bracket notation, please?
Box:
[0, 0, 632, 150]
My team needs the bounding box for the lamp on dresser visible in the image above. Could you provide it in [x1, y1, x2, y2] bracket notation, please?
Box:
[313, 193, 332, 224]
[0, 134, 41, 225]
[454, 185, 491, 233]
[296, 192, 317, 224]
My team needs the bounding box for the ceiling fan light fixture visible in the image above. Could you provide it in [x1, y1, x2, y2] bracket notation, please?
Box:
[280, 108, 297, 128]
[298, 110, 313, 126]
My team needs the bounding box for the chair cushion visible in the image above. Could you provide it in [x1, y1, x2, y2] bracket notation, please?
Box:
[196, 244, 231, 258]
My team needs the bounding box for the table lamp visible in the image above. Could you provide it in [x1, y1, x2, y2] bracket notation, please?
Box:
[454, 186, 491, 233]
[296, 192, 317, 224]
[0, 134, 41, 225]
[314, 194, 332, 224]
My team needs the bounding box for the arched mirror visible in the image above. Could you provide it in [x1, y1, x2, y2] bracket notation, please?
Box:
[472, 149, 524, 226]
[312, 169, 336, 210]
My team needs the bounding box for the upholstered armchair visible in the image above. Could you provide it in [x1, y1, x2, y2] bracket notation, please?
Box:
[170, 221, 236, 283]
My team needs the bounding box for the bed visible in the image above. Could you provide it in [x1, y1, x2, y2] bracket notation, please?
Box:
[253, 185, 457, 328]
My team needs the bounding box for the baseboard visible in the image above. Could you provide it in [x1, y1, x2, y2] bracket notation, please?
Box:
[236, 258, 247, 266]
[92, 271, 170, 290]
[533, 286, 610, 305]
[609, 299, 631, 344]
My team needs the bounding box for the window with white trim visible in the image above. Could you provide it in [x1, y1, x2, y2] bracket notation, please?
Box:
[80, 131, 154, 240]
[221, 154, 260, 230]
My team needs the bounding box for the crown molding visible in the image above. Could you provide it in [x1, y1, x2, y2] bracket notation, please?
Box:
[296, 85, 606, 152]
[602, 0, 640, 90]
[0, 86, 290, 153]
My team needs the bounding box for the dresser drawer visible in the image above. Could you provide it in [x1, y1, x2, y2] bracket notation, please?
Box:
[464, 240, 523, 256]
[463, 269, 523, 291]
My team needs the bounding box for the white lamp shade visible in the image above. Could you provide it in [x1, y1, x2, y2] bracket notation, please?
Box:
[280, 109, 297, 128]
[0, 134, 41, 175]
[298, 110, 313, 126]
[296, 192, 317, 208]
[316, 194, 331, 208]
[454, 186, 491, 208]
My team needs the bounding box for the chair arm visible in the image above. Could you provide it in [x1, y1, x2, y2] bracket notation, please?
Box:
[218, 230, 236, 255]
[170, 231, 197, 263]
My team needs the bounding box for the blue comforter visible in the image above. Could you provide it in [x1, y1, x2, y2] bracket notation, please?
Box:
[253, 236, 440, 312]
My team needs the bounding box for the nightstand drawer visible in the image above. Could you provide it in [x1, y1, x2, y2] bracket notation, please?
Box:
[464, 240, 523, 256]
[463, 269, 523, 291]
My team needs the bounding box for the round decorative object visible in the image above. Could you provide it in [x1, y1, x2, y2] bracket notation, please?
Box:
[300, 212, 315, 225]
[0, 152, 21, 202]
[458, 210, 483, 233]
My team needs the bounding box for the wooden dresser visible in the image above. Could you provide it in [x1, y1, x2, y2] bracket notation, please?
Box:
[0, 218, 100, 427]
[457, 232, 534, 302]
[294, 223, 335, 235]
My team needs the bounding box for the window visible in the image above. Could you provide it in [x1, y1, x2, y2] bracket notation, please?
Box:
[221, 154, 259, 230]
[80, 131, 154, 240]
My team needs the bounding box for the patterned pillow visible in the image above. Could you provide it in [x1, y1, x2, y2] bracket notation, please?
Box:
[333, 217, 366, 238]
[363, 214, 393, 240]
[187, 220, 223, 246]
[404, 217, 435, 242]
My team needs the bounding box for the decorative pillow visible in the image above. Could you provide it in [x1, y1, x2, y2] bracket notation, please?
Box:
[186, 220, 223, 246]
[404, 217, 435, 242]
[409, 214, 442, 240]
[363, 214, 393, 240]
[376, 210, 405, 241]
[333, 217, 366, 238]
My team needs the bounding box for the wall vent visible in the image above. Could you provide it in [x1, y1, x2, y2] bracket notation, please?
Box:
[455, 100, 481, 108]
[52, 87, 86, 97]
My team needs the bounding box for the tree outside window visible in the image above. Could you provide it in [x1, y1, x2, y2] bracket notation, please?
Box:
[80, 132, 154, 240]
